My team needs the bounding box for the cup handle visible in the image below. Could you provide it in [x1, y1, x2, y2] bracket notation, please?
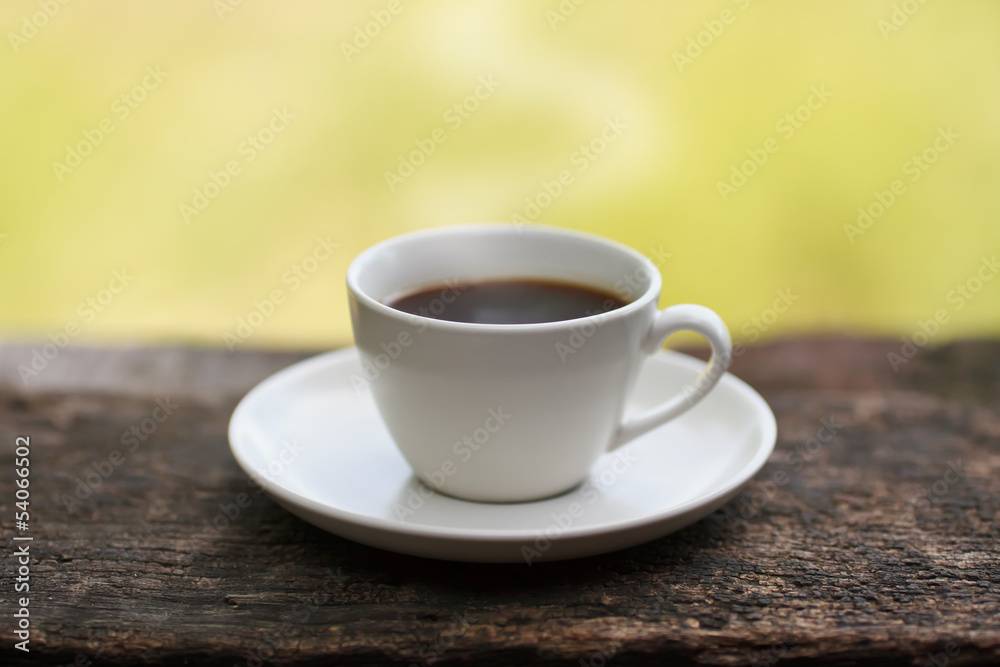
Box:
[609, 304, 732, 451]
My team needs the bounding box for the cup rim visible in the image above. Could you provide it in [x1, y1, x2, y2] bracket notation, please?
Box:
[346, 223, 662, 333]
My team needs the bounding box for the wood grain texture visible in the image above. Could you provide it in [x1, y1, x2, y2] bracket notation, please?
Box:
[0, 339, 998, 666]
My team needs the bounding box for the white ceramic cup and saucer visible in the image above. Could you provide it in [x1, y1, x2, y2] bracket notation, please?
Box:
[228, 224, 776, 562]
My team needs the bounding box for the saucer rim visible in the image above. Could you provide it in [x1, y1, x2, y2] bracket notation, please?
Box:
[228, 347, 776, 543]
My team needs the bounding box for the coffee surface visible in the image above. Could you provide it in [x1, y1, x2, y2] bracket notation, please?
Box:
[386, 279, 627, 324]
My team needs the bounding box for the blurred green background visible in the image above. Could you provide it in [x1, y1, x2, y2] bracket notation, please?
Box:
[1, 0, 998, 351]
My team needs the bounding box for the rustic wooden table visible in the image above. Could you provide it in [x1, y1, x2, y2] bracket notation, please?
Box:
[1, 339, 998, 666]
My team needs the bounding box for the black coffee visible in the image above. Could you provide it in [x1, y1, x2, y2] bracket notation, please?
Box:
[386, 279, 627, 324]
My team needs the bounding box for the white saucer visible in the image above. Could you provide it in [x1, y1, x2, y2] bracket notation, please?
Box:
[228, 348, 776, 563]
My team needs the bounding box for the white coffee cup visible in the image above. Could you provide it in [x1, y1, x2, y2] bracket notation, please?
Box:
[346, 224, 732, 503]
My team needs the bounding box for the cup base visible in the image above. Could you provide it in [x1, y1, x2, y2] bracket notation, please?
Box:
[415, 477, 584, 505]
